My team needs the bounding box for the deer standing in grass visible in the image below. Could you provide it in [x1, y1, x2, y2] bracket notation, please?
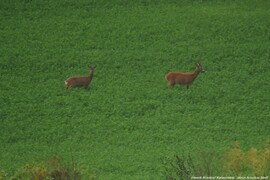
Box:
[165, 63, 205, 89]
[65, 65, 96, 90]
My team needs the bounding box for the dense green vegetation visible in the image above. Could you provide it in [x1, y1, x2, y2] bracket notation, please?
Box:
[1, 0, 269, 179]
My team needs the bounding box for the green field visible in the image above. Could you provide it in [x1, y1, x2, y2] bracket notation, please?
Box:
[1, 0, 269, 179]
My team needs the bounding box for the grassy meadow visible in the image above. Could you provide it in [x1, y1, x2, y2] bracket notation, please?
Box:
[0, 0, 270, 179]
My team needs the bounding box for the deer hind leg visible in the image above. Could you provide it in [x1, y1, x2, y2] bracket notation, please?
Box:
[84, 84, 90, 89]
[167, 81, 174, 88]
[65, 81, 69, 90]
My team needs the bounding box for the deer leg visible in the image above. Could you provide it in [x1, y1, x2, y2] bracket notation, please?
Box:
[65, 81, 69, 90]
[167, 82, 174, 88]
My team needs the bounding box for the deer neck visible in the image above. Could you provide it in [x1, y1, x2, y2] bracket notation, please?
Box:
[88, 70, 94, 81]
[190, 67, 201, 82]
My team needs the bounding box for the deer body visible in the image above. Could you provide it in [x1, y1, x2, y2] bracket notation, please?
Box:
[165, 63, 205, 89]
[65, 65, 96, 90]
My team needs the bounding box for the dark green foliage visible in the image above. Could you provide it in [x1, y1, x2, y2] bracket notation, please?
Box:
[163, 152, 219, 180]
[0, 0, 269, 179]
[8, 157, 94, 180]
[164, 143, 270, 179]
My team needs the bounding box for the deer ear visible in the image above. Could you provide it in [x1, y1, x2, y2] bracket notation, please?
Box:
[195, 63, 199, 66]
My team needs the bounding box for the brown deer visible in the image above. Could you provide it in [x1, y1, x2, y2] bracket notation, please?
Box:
[165, 63, 205, 89]
[65, 65, 96, 90]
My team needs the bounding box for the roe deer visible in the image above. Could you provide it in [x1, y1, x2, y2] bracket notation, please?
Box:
[165, 63, 205, 89]
[65, 65, 96, 90]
